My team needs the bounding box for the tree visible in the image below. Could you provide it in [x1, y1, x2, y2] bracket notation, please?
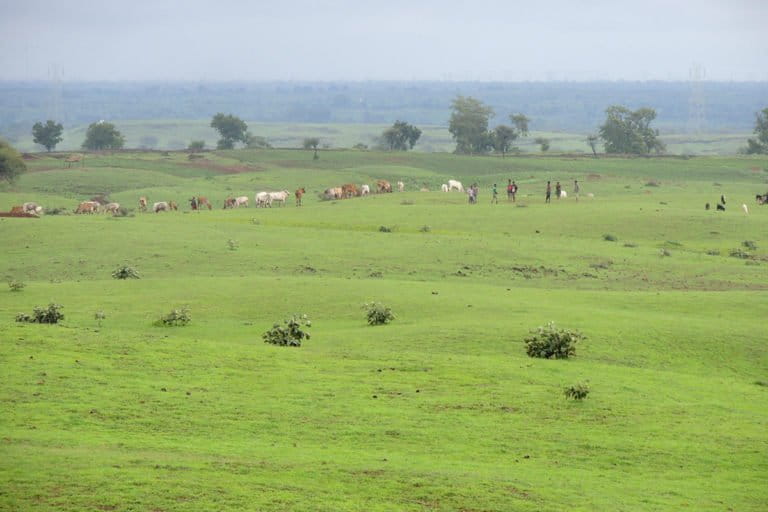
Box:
[534, 137, 550, 152]
[32, 120, 63, 152]
[188, 140, 205, 152]
[510, 113, 530, 137]
[245, 133, 272, 149]
[586, 134, 599, 156]
[0, 138, 27, 183]
[449, 95, 495, 154]
[382, 120, 422, 151]
[746, 107, 768, 154]
[303, 137, 320, 159]
[210, 113, 248, 150]
[82, 121, 125, 150]
[491, 125, 516, 158]
[598, 105, 665, 154]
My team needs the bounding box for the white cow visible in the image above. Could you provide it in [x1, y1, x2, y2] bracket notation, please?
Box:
[441, 184, 449, 192]
[235, 196, 249, 207]
[361, 184, 370, 196]
[23, 202, 42, 214]
[255, 191, 271, 207]
[448, 180, 464, 192]
[268, 190, 290, 207]
[397, 181, 405, 192]
[105, 202, 120, 214]
[153, 201, 170, 213]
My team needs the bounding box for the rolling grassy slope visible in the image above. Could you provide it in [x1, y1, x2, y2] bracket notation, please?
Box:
[1, 150, 767, 511]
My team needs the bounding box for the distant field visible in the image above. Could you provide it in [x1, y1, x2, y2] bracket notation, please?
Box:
[6, 119, 754, 155]
[1, 149, 767, 511]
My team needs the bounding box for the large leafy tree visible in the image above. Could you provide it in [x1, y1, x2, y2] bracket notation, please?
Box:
[746, 107, 768, 154]
[449, 96, 495, 154]
[82, 121, 125, 150]
[491, 113, 529, 157]
[0, 139, 27, 183]
[303, 137, 320, 159]
[382, 120, 422, 151]
[32, 120, 64, 152]
[210, 113, 248, 150]
[598, 105, 665, 154]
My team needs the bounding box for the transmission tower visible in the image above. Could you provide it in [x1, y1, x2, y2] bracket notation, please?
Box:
[687, 63, 706, 134]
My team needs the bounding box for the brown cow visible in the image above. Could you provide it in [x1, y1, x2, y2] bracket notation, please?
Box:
[75, 201, 97, 214]
[223, 197, 237, 209]
[138, 197, 148, 212]
[341, 183, 359, 198]
[376, 180, 392, 193]
[197, 196, 212, 210]
[168, 201, 178, 211]
[295, 187, 306, 206]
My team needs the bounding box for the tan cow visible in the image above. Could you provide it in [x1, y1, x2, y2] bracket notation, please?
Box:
[138, 197, 148, 212]
[376, 180, 392, 193]
[341, 183, 359, 198]
[75, 201, 97, 214]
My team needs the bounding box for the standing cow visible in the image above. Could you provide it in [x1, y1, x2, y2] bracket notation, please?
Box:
[376, 180, 392, 193]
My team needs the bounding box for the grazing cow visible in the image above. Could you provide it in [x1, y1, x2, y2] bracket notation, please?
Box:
[756, 194, 768, 205]
[447, 180, 464, 192]
[441, 184, 449, 192]
[105, 202, 120, 214]
[295, 187, 306, 206]
[168, 201, 178, 211]
[196, 197, 212, 210]
[153, 201, 171, 213]
[223, 197, 237, 209]
[341, 183, 359, 198]
[235, 196, 249, 208]
[138, 196, 148, 212]
[255, 191, 271, 207]
[376, 180, 392, 193]
[360, 184, 370, 196]
[323, 187, 343, 200]
[397, 181, 405, 192]
[742, 204, 749, 215]
[75, 201, 98, 214]
[268, 190, 290, 207]
[22, 202, 40, 214]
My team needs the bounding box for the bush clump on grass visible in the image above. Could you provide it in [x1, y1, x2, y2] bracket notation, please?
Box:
[564, 383, 590, 400]
[112, 265, 140, 279]
[16, 303, 64, 324]
[729, 248, 752, 259]
[157, 306, 191, 326]
[379, 225, 392, 233]
[742, 240, 758, 250]
[363, 302, 395, 326]
[45, 207, 71, 216]
[8, 280, 25, 292]
[524, 322, 584, 359]
[602, 234, 618, 242]
[263, 314, 311, 347]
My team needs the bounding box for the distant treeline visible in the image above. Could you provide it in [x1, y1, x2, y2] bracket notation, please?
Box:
[1, 81, 766, 142]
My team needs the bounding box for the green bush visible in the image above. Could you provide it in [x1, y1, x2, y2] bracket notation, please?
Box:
[158, 307, 191, 326]
[729, 248, 752, 259]
[263, 314, 311, 347]
[379, 225, 392, 233]
[16, 303, 64, 324]
[742, 240, 758, 250]
[524, 322, 584, 359]
[602, 234, 617, 242]
[564, 383, 590, 400]
[8, 280, 25, 292]
[112, 265, 140, 279]
[363, 302, 395, 326]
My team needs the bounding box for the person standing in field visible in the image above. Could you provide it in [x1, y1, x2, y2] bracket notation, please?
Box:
[511, 181, 518, 202]
[507, 179, 514, 201]
[555, 181, 562, 199]
[573, 180, 580, 202]
[491, 184, 498, 204]
[545, 181, 552, 203]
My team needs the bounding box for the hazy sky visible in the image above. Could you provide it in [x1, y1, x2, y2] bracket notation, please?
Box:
[1, 0, 766, 81]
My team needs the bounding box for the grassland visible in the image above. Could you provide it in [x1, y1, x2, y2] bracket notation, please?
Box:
[1, 149, 767, 511]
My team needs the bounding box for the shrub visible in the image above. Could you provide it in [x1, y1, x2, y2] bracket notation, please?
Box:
[227, 239, 239, 251]
[363, 302, 395, 326]
[16, 303, 64, 324]
[419, 225, 431, 233]
[564, 383, 590, 400]
[379, 225, 392, 233]
[94, 310, 106, 327]
[645, 180, 660, 187]
[158, 306, 191, 326]
[112, 265, 140, 279]
[112, 206, 133, 217]
[706, 249, 720, 256]
[742, 240, 758, 250]
[524, 322, 584, 359]
[263, 314, 311, 347]
[602, 234, 617, 242]
[45, 206, 70, 216]
[729, 248, 752, 259]
[8, 280, 25, 292]
[659, 248, 671, 257]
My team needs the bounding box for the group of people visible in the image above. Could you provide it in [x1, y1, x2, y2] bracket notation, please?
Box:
[478, 179, 581, 205]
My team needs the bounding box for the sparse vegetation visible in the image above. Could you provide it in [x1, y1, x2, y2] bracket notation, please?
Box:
[157, 306, 191, 326]
[603, 233, 618, 242]
[363, 302, 395, 326]
[524, 322, 584, 359]
[15, 303, 64, 324]
[112, 265, 140, 279]
[564, 383, 590, 401]
[8, 279, 25, 292]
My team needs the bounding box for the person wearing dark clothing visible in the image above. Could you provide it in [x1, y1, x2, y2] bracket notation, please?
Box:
[545, 181, 551, 203]
[555, 181, 562, 199]
[507, 179, 513, 201]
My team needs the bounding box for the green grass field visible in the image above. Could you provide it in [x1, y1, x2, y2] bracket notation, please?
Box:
[1, 149, 767, 511]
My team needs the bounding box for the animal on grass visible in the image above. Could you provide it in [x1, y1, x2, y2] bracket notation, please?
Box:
[441, 183, 449, 192]
[448, 179, 464, 192]
[742, 204, 749, 215]
[716, 203, 725, 211]
[295, 188, 306, 206]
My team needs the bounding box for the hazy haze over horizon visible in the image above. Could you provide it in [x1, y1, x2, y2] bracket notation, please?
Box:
[1, 0, 767, 82]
